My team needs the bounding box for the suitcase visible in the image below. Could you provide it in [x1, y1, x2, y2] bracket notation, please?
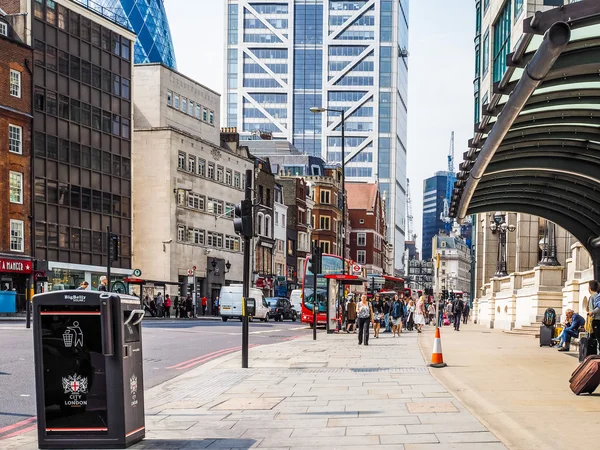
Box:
[570, 355, 600, 395]
[579, 336, 599, 363]
[539, 325, 555, 347]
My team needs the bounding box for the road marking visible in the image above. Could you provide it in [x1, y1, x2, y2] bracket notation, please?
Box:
[290, 326, 308, 330]
[166, 347, 240, 369]
[249, 329, 283, 334]
[0, 425, 37, 440]
[0, 416, 36, 438]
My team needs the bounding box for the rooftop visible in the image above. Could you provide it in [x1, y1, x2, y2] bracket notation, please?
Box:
[346, 182, 378, 211]
[72, 0, 131, 30]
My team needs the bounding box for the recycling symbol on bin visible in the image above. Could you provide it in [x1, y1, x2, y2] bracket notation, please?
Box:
[63, 321, 84, 348]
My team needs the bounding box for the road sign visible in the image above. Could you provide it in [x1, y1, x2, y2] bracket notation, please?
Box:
[187, 269, 194, 276]
[193, 266, 197, 270]
[133, 269, 142, 277]
[352, 264, 361, 274]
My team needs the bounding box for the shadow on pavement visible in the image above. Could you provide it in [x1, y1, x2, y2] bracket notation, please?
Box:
[133, 438, 257, 449]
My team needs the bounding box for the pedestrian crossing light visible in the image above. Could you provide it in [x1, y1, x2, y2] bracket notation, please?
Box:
[233, 200, 253, 238]
[308, 246, 323, 275]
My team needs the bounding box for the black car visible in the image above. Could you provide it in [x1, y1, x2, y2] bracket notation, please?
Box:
[266, 297, 297, 322]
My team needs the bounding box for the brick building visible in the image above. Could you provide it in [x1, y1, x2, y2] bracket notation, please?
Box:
[0, 11, 33, 311]
[253, 157, 275, 295]
[347, 182, 388, 276]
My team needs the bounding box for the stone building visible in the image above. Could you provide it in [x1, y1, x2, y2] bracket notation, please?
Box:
[132, 64, 252, 313]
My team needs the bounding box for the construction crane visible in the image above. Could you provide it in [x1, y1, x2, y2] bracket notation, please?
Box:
[441, 131, 455, 234]
[406, 178, 417, 242]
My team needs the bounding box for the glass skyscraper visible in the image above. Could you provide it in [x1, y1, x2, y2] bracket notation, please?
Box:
[225, 0, 409, 275]
[93, 0, 177, 69]
[421, 172, 448, 261]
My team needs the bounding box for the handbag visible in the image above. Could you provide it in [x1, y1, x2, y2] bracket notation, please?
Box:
[585, 315, 593, 334]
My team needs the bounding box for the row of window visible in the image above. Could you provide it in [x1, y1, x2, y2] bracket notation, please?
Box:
[35, 222, 130, 256]
[177, 225, 241, 252]
[34, 89, 131, 139]
[177, 190, 235, 219]
[34, 44, 131, 100]
[177, 151, 244, 190]
[33, 0, 131, 62]
[167, 90, 214, 125]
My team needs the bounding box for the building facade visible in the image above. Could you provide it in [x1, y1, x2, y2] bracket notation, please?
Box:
[0, 11, 33, 311]
[421, 172, 448, 260]
[28, 0, 136, 290]
[273, 183, 287, 296]
[406, 259, 433, 291]
[347, 182, 388, 276]
[433, 233, 471, 299]
[253, 157, 276, 295]
[132, 65, 252, 313]
[224, 0, 410, 275]
[92, 0, 177, 69]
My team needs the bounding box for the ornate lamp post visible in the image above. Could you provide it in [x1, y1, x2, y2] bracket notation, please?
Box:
[538, 221, 560, 266]
[489, 212, 516, 277]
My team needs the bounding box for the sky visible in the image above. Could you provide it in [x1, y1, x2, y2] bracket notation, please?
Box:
[165, 0, 475, 253]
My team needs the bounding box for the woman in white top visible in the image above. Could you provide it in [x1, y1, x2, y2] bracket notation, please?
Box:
[414, 296, 426, 333]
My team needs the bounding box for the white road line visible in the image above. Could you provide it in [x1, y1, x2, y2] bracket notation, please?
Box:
[249, 329, 283, 334]
[290, 326, 308, 330]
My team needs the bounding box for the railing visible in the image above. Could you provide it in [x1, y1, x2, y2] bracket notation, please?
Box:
[72, 0, 132, 30]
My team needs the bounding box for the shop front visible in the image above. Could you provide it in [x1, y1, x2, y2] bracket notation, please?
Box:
[0, 256, 33, 313]
[44, 261, 132, 292]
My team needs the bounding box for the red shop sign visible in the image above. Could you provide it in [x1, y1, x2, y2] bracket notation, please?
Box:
[0, 258, 33, 274]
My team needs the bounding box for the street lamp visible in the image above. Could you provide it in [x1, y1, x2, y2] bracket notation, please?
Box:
[310, 106, 346, 261]
[489, 212, 516, 277]
[538, 220, 560, 266]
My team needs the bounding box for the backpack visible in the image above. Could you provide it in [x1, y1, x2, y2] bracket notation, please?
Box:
[542, 308, 556, 327]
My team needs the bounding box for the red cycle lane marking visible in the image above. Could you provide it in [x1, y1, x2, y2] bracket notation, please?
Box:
[0, 424, 37, 440]
[0, 416, 36, 436]
[166, 346, 242, 370]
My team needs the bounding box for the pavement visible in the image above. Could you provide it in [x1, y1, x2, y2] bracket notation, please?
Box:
[3, 327, 507, 450]
[419, 323, 600, 450]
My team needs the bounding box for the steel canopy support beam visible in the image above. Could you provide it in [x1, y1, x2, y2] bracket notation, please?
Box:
[458, 22, 571, 220]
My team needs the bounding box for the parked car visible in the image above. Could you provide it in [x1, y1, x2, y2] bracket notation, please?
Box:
[220, 285, 269, 322]
[266, 297, 297, 322]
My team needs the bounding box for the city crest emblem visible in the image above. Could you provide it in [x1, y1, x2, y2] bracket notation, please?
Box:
[62, 374, 88, 394]
[130, 375, 138, 395]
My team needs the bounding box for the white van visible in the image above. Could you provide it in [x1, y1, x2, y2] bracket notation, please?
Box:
[289, 289, 302, 312]
[220, 285, 270, 322]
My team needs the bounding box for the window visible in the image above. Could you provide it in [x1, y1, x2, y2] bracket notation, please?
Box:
[181, 97, 187, 113]
[189, 100, 194, 115]
[187, 193, 204, 210]
[216, 165, 224, 182]
[288, 239, 294, 255]
[321, 241, 330, 254]
[9, 172, 23, 204]
[482, 29, 490, 77]
[357, 250, 366, 264]
[8, 125, 22, 154]
[209, 111, 214, 124]
[167, 90, 173, 106]
[189, 228, 204, 245]
[234, 171, 241, 188]
[176, 189, 185, 206]
[188, 155, 196, 173]
[195, 103, 201, 119]
[225, 235, 239, 251]
[493, 3, 511, 83]
[198, 158, 206, 177]
[320, 190, 330, 204]
[275, 212, 279, 225]
[257, 213, 264, 235]
[265, 215, 271, 237]
[282, 214, 286, 226]
[174, 93, 180, 109]
[208, 198, 223, 215]
[0, 21, 7, 37]
[178, 152, 186, 170]
[357, 232, 366, 246]
[225, 202, 235, 218]
[207, 162, 215, 179]
[9, 70, 21, 97]
[177, 225, 186, 242]
[225, 169, 232, 185]
[207, 232, 223, 248]
[203, 108, 208, 121]
[10, 220, 24, 252]
[320, 216, 330, 230]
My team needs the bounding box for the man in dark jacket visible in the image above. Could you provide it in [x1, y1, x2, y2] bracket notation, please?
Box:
[462, 302, 470, 324]
[452, 297, 464, 331]
[556, 309, 585, 351]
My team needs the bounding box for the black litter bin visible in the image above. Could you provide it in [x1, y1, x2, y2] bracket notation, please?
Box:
[32, 290, 146, 449]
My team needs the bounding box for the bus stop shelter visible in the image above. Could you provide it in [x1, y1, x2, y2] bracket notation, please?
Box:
[450, 1, 600, 279]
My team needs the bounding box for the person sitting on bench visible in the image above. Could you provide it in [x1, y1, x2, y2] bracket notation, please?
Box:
[554, 309, 585, 351]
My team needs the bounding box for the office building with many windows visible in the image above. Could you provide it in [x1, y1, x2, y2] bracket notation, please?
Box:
[225, 0, 409, 275]
[91, 0, 177, 69]
[421, 172, 448, 260]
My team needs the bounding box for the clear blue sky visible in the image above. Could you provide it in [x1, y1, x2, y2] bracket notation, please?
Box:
[165, 0, 475, 253]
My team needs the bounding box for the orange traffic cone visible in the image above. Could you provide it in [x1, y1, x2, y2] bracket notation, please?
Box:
[430, 327, 447, 368]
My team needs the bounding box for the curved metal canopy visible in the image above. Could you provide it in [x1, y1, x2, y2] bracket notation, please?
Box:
[450, 1, 600, 264]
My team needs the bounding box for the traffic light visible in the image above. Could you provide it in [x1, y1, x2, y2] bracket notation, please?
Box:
[233, 200, 253, 238]
[308, 246, 322, 275]
[109, 233, 119, 262]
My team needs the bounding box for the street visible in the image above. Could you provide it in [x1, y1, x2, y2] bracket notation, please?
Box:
[0, 319, 310, 436]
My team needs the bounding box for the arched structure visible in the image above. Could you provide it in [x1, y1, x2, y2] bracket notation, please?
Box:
[451, 2, 600, 279]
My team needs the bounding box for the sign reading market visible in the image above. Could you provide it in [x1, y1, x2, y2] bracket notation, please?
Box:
[0, 258, 33, 274]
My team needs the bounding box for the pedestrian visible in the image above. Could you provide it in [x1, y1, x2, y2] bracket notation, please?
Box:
[406, 299, 415, 331]
[186, 294, 193, 318]
[174, 296, 180, 319]
[156, 292, 164, 317]
[401, 294, 408, 330]
[453, 296, 464, 331]
[446, 300, 454, 323]
[372, 293, 383, 338]
[587, 280, 600, 352]
[143, 295, 155, 317]
[98, 275, 108, 292]
[164, 294, 171, 318]
[357, 294, 373, 346]
[462, 301, 470, 324]
[427, 302, 436, 326]
[201, 296, 207, 315]
[383, 297, 391, 333]
[346, 296, 357, 333]
[77, 281, 89, 290]
[391, 294, 403, 337]
[414, 296, 426, 333]
[215, 296, 220, 316]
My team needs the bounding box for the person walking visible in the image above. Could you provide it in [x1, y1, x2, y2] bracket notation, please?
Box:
[174, 296, 180, 319]
[406, 299, 415, 331]
[453, 296, 464, 331]
[372, 294, 383, 338]
[587, 280, 600, 353]
[346, 297, 357, 333]
[201, 296, 207, 316]
[164, 294, 171, 318]
[357, 294, 373, 346]
[462, 301, 470, 324]
[414, 296, 426, 333]
[427, 302, 436, 326]
[155, 292, 164, 318]
[186, 294, 193, 318]
[383, 297, 391, 333]
[391, 294, 403, 337]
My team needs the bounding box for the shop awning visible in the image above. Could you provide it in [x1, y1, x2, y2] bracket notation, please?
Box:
[450, 1, 600, 271]
[123, 278, 183, 287]
[324, 274, 366, 285]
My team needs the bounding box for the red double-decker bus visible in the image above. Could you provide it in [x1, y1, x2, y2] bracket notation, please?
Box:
[301, 253, 345, 326]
